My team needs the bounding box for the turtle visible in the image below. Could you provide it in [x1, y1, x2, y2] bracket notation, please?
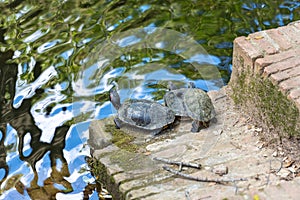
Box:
[164, 82, 216, 132]
[109, 88, 175, 135]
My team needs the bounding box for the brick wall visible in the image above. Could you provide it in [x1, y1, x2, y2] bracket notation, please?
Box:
[230, 21, 300, 153]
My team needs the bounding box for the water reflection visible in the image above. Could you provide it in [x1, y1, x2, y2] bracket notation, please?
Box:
[0, 0, 300, 199]
[0, 47, 73, 198]
[77, 27, 224, 102]
[0, 22, 93, 198]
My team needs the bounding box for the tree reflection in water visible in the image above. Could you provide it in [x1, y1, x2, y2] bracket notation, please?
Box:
[0, 26, 73, 199]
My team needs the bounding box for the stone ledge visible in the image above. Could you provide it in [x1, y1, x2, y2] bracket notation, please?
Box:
[88, 87, 299, 200]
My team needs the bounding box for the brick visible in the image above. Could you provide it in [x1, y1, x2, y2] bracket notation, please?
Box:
[296, 98, 300, 110]
[289, 88, 300, 100]
[279, 75, 300, 92]
[249, 31, 279, 55]
[231, 36, 263, 76]
[255, 48, 299, 74]
[263, 55, 300, 77]
[233, 36, 262, 61]
[265, 28, 292, 51]
[279, 25, 300, 45]
[269, 65, 300, 84]
[289, 20, 300, 30]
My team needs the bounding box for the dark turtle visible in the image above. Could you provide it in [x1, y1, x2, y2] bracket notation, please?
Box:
[109, 89, 175, 135]
[164, 82, 216, 132]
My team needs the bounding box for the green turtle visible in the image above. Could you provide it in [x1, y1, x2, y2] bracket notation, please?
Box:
[109, 89, 175, 135]
[164, 82, 216, 132]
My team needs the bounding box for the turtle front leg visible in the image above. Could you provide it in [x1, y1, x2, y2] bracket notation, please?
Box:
[191, 120, 208, 132]
[191, 120, 201, 132]
[114, 117, 122, 129]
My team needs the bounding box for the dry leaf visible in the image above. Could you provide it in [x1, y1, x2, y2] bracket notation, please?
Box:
[283, 156, 295, 168]
[143, 151, 152, 156]
[254, 35, 264, 40]
[284, 160, 295, 168]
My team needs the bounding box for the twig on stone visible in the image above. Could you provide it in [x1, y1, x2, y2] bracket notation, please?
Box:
[266, 159, 283, 185]
[233, 181, 239, 194]
[198, 196, 212, 200]
[232, 119, 239, 127]
[154, 157, 201, 170]
[266, 159, 272, 186]
[230, 141, 242, 149]
[163, 166, 247, 184]
[274, 159, 283, 173]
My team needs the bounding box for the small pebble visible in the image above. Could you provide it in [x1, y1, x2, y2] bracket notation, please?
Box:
[254, 127, 262, 132]
[288, 166, 296, 173]
[257, 143, 264, 149]
[276, 168, 291, 179]
[212, 165, 228, 176]
[213, 129, 223, 135]
[204, 166, 211, 171]
[272, 151, 278, 157]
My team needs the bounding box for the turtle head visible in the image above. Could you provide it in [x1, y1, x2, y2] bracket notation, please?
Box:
[188, 82, 196, 88]
[109, 88, 121, 110]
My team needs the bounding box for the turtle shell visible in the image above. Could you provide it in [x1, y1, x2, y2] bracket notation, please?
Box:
[183, 88, 215, 122]
[118, 99, 175, 131]
[164, 88, 189, 117]
[164, 88, 215, 122]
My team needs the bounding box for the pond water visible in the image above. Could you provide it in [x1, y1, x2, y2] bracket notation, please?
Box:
[0, 0, 300, 199]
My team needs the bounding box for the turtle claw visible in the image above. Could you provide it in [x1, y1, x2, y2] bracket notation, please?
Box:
[191, 120, 201, 132]
[191, 127, 199, 133]
[114, 117, 122, 129]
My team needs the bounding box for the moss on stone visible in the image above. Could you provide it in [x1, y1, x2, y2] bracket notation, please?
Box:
[87, 157, 125, 200]
[253, 78, 299, 137]
[105, 124, 140, 153]
[103, 122, 178, 153]
[230, 67, 300, 141]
